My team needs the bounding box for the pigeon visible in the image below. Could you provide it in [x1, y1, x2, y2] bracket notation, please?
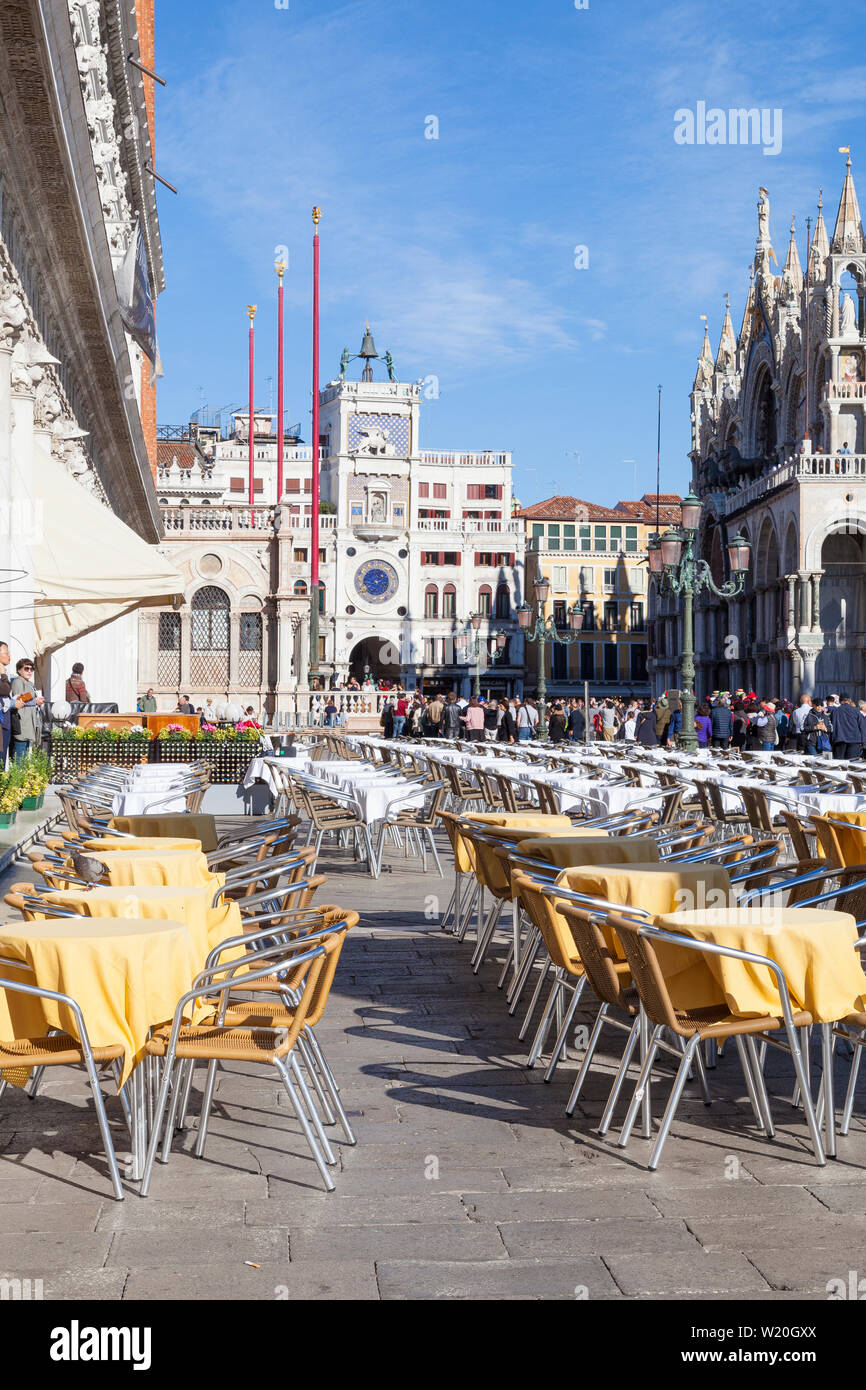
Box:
[70, 849, 106, 887]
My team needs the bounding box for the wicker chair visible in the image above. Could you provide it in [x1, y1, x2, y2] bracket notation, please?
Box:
[606, 912, 823, 1170]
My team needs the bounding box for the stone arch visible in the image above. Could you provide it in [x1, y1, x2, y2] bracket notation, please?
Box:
[815, 526, 866, 690]
[783, 519, 798, 576]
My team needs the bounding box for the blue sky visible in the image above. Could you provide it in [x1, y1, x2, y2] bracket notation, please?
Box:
[153, 0, 864, 507]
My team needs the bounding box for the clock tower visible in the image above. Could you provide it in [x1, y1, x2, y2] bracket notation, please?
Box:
[318, 326, 421, 682]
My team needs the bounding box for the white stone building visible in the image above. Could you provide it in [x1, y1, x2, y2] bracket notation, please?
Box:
[651, 160, 866, 701]
[142, 330, 526, 713]
[0, 1, 177, 709]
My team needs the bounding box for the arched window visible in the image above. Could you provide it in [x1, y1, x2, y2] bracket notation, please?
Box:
[495, 583, 510, 619]
[442, 583, 456, 618]
[424, 584, 439, 619]
[190, 585, 230, 686]
[477, 584, 492, 616]
[293, 580, 308, 596]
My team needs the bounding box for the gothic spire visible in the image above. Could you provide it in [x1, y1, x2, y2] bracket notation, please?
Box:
[782, 216, 803, 295]
[831, 156, 865, 255]
[808, 189, 829, 285]
[715, 295, 736, 370]
[693, 319, 713, 389]
[739, 271, 757, 346]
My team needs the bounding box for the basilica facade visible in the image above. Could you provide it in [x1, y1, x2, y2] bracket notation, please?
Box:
[650, 158, 866, 700]
[141, 331, 526, 712]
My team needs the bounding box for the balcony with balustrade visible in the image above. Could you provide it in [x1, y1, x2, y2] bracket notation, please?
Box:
[161, 505, 339, 536]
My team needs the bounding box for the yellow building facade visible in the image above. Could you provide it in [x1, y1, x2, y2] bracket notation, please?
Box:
[518, 494, 682, 696]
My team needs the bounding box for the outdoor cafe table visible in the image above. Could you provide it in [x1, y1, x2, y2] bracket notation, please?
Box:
[518, 835, 661, 869]
[304, 764, 427, 826]
[37, 883, 243, 958]
[73, 847, 222, 891]
[553, 862, 735, 958]
[0, 914, 202, 1178]
[81, 835, 204, 853]
[109, 813, 220, 852]
[653, 906, 866, 1156]
[814, 811, 866, 867]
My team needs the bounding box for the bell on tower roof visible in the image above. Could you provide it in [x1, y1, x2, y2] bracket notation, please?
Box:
[358, 321, 379, 382]
[831, 155, 864, 255]
[359, 321, 379, 359]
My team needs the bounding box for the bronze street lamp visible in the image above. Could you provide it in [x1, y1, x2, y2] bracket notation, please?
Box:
[517, 575, 584, 740]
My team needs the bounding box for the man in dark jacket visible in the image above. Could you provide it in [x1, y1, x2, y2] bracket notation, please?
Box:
[568, 699, 586, 742]
[442, 693, 462, 739]
[496, 700, 517, 743]
[830, 695, 862, 760]
[710, 700, 734, 748]
[635, 707, 657, 747]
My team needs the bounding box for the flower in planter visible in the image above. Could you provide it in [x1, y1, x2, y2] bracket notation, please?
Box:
[118, 725, 153, 742]
[158, 723, 192, 742]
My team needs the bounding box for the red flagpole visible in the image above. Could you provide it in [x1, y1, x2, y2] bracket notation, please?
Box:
[247, 304, 257, 520]
[310, 207, 321, 679]
[276, 260, 285, 500]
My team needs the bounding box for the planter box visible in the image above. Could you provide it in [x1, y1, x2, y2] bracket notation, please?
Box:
[49, 741, 152, 779]
[20, 793, 45, 810]
[0, 812, 17, 828]
[155, 741, 261, 785]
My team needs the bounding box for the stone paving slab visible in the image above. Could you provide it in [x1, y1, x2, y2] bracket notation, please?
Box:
[0, 824, 864, 1300]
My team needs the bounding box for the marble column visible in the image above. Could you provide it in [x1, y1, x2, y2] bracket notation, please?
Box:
[179, 611, 191, 691]
[810, 572, 821, 633]
[799, 572, 812, 632]
[229, 612, 240, 700]
[802, 650, 817, 694]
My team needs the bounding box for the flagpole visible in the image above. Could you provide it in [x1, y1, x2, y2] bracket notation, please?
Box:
[247, 305, 257, 522]
[276, 259, 286, 501]
[309, 207, 322, 685]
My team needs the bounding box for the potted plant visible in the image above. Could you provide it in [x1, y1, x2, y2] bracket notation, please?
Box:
[0, 766, 23, 826]
[19, 747, 51, 809]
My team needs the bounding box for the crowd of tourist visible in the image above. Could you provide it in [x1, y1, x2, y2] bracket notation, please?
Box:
[360, 685, 866, 759]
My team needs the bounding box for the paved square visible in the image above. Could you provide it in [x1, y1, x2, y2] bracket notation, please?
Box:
[0, 825, 864, 1300]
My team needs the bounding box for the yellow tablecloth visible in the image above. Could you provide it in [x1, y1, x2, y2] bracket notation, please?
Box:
[0, 917, 197, 1085]
[653, 907, 866, 1024]
[518, 835, 660, 869]
[451, 813, 572, 873]
[39, 884, 242, 959]
[109, 813, 219, 854]
[81, 836, 204, 853]
[75, 847, 222, 891]
[554, 862, 734, 960]
[813, 812, 866, 868]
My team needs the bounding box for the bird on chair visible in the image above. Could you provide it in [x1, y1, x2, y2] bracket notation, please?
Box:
[70, 849, 106, 888]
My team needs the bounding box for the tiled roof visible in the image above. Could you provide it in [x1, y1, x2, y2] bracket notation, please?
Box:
[517, 495, 625, 522]
[614, 493, 683, 525]
[156, 441, 198, 470]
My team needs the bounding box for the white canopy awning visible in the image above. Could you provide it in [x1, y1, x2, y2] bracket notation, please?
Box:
[32, 445, 183, 657]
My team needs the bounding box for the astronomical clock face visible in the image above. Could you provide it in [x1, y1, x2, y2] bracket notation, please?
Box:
[354, 558, 399, 605]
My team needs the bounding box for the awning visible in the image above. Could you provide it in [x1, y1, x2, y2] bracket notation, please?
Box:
[32, 445, 183, 657]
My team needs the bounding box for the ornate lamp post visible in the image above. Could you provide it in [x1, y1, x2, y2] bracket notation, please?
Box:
[517, 575, 584, 739]
[647, 488, 750, 752]
[457, 614, 506, 698]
